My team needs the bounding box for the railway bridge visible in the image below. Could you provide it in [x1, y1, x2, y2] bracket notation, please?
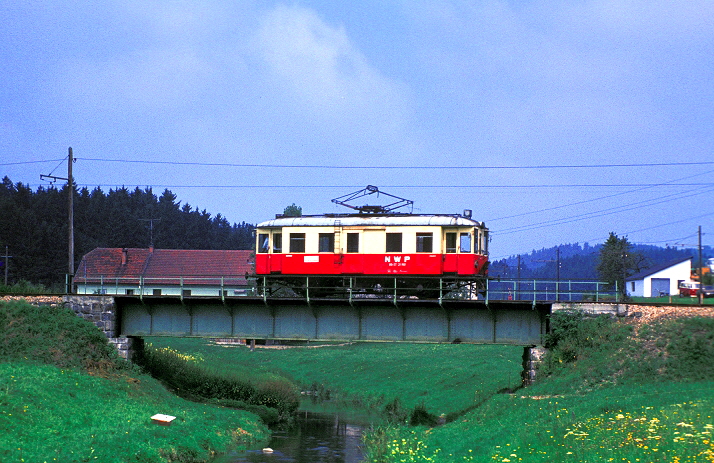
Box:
[118, 296, 549, 345]
[61, 294, 626, 385]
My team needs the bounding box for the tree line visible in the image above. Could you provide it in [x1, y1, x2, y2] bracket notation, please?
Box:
[490, 233, 704, 295]
[0, 176, 254, 289]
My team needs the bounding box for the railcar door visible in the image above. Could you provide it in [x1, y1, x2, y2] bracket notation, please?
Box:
[456, 230, 474, 274]
[443, 230, 459, 273]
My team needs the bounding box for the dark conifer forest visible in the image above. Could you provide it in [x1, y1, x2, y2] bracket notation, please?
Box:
[0, 176, 254, 288]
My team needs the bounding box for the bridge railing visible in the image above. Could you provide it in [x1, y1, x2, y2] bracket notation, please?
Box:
[73, 274, 618, 302]
[485, 279, 619, 302]
[73, 275, 256, 297]
[256, 276, 617, 303]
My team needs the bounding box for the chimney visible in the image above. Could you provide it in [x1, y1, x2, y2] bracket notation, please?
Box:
[149, 245, 154, 254]
[121, 248, 128, 265]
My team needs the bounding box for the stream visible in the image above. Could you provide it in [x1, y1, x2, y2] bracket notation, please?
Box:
[213, 410, 366, 463]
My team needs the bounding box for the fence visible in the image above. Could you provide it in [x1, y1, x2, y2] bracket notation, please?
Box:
[73, 274, 618, 302]
[485, 279, 619, 303]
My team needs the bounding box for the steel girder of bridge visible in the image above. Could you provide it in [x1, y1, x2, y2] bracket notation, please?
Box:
[117, 297, 550, 345]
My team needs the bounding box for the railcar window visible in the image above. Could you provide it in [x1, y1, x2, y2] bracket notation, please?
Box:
[289, 233, 306, 253]
[460, 232, 472, 253]
[319, 233, 335, 252]
[258, 233, 269, 253]
[416, 233, 433, 252]
[273, 233, 282, 253]
[386, 233, 402, 252]
[347, 233, 359, 253]
[446, 233, 457, 253]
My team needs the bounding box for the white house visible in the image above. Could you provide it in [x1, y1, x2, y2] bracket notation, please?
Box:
[625, 257, 693, 298]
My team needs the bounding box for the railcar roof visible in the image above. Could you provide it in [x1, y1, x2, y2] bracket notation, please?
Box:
[257, 214, 485, 228]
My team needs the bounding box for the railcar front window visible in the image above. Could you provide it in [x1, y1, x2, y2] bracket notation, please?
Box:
[386, 233, 402, 252]
[460, 232, 471, 253]
[290, 233, 306, 253]
[258, 233, 269, 253]
[347, 233, 359, 253]
[446, 233, 457, 253]
[416, 233, 433, 252]
[319, 233, 335, 252]
[273, 233, 282, 253]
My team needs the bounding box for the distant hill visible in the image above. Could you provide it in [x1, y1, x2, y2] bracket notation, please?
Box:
[490, 243, 711, 281]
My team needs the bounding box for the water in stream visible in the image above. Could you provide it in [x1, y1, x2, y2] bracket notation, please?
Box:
[214, 410, 365, 463]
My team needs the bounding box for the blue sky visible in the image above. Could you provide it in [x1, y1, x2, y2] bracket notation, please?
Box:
[2, 1, 713, 259]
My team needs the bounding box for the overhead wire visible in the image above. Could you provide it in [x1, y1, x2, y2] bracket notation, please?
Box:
[73, 157, 714, 169]
[493, 185, 714, 235]
[486, 169, 714, 222]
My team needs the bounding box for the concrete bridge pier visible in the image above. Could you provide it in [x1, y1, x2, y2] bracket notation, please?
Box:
[522, 346, 547, 387]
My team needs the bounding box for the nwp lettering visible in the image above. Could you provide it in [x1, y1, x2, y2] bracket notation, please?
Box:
[385, 256, 411, 263]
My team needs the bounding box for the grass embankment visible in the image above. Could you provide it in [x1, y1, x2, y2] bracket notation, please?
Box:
[149, 308, 714, 462]
[369, 311, 714, 463]
[0, 300, 269, 463]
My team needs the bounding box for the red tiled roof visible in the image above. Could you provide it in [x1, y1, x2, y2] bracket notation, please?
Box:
[74, 248, 254, 285]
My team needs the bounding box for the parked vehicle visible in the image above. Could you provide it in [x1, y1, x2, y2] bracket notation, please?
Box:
[679, 282, 714, 298]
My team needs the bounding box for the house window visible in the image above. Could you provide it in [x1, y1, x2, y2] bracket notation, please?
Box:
[273, 233, 282, 253]
[319, 233, 335, 252]
[258, 233, 269, 253]
[126, 289, 134, 295]
[347, 233, 359, 253]
[153, 289, 162, 296]
[460, 232, 471, 253]
[182, 289, 192, 297]
[446, 233, 457, 253]
[290, 233, 306, 253]
[631, 282, 635, 291]
[386, 233, 402, 252]
[416, 233, 433, 253]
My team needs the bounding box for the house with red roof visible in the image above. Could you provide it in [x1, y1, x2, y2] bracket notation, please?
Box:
[73, 248, 255, 296]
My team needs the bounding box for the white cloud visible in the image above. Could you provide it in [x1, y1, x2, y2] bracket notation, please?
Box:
[255, 5, 411, 120]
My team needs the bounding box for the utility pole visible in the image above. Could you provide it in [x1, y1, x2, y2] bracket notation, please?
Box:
[536, 247, 561, 300]
[516, 254, 521, 300]
[41, 147, 75, 293]
[698, 225, 703, 305]
[68, 147, 74, 285]
[3, 245, 11, 286]
[139, 218, 161, 250]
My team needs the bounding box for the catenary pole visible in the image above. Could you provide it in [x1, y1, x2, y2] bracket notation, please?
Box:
[699, 225, 703, 305]
[68, 147, 74, 291]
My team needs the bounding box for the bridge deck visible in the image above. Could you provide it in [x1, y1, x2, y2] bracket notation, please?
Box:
[116, 296, 550, 345]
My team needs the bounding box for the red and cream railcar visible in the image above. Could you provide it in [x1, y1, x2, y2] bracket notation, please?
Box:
[254, 213, 489, 296]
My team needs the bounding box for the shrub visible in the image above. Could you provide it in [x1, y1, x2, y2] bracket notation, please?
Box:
[382, 397, 408, 424]
[409, 402, 439, 427]
[540, 310, 634, 388]
[138, 343, 299, 422]
[0, 280, 49, 295]
[661, 318, 714, 380]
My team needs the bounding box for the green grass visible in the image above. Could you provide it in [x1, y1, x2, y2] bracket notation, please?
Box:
[144, 311, 714, 462]
[145, 339, 524, 417]
[0, 300, 270, 463]
[367, 381, 714, 462]
[0, 363, 268, 463]
[630, 295, 714, 305]
[361, 313, 714, 462]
